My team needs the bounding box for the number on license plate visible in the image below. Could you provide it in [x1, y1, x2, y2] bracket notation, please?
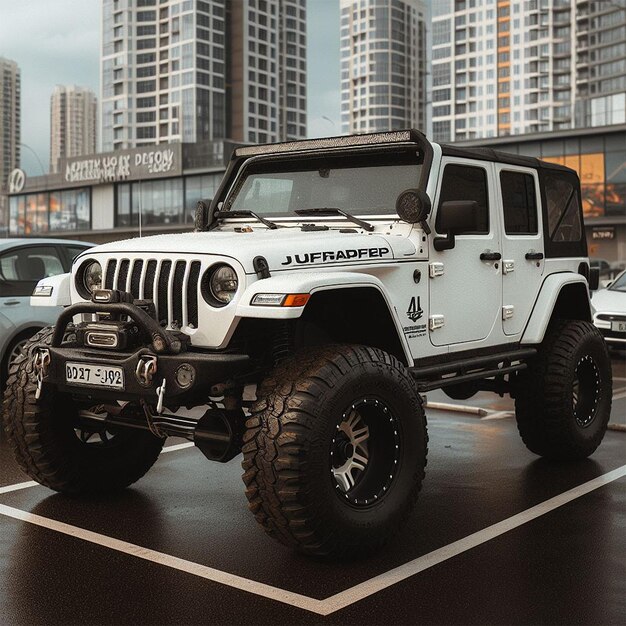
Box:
[65, 362, 124, 389]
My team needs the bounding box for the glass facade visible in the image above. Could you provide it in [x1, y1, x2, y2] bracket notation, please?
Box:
[488, 132, 626, 220]
[115, 172, 222, 227]
[9, 188, 90, 235]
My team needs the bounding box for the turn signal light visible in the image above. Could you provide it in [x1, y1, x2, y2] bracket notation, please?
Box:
[282, 294, 310, 307]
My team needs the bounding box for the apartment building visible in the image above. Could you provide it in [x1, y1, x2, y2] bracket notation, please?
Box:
[101, 0, 306, 151]
[340, 0, 429, 135]
[431, 0, 626, 142]
[50, 85, 97, 173]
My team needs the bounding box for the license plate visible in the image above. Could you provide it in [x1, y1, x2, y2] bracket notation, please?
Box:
[612, 321, 626, 333]
[65, 362, 124, 390]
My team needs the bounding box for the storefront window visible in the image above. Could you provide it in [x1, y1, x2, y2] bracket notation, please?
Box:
[184, 173, 221, 223]
[8, 188, 91, 235]
[115, 175, 224, 227]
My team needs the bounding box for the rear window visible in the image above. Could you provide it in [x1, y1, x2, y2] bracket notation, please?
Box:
[539, 169, 586, 258]
[544, 174, 582, 242]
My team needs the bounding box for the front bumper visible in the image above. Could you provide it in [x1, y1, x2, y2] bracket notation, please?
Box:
[42, 298, 251, 404]
[593, 313, 626, 346]
[44, 346, 251, 403]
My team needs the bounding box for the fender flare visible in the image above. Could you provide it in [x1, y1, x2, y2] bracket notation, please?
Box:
[236, 271, 412, 363]
[30, 273, 72, 307]
[521, 273, 591, 345]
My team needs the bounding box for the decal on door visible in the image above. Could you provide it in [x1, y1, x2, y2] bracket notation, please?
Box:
[406, 296, 423, 322]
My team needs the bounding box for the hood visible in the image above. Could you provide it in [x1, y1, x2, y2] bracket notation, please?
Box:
[591, 287, 626, 313]
[86, 228, 417, 273]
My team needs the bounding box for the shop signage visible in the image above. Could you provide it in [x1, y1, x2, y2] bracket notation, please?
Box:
[8, 168, 25, 193]
[592, 227, 614, 240]
[63, 144, 182, 184]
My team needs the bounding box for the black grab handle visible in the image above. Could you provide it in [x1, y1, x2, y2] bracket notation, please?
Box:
[480, 252, 502, 261]
[525, 252, 544, 260]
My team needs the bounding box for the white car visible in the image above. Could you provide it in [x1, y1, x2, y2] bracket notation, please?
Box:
[592, 269, 626, 347]
[0, 238, 93, 381]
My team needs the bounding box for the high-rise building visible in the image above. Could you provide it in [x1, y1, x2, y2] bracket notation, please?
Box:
[100, 0, 306, 151]
[339, 0, 428, 135]
[50, 85, 97, 173]
[575, 1, 626, 128]
[431, 0, 626, 143]
[0, 57, 20, 191]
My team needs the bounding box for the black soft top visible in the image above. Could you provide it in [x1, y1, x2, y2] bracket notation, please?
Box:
[439, 143, 577, 176]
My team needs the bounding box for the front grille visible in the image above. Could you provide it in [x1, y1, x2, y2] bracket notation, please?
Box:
[103, 258, 200, 329]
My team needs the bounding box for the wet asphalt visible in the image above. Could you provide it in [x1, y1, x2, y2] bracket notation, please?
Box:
[0, 354, 624, 625]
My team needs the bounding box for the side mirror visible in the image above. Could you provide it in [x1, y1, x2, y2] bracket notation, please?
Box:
[433, 200, 479, 251]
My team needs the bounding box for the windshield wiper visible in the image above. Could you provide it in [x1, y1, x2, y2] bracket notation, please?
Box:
[295, 208, 374, 232]
[214, 210, 279, 230]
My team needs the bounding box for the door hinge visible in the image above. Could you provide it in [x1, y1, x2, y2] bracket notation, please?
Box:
[429, 315, 445, 331]
[429, 262, 444, 278]
[502, 305, 515, 320]
[503, 260, 515, 274]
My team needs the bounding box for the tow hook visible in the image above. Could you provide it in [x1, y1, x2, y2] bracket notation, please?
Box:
[156, 378, 166, 414]
[135, 355, 158, 386]
[33, 348, 51, 401]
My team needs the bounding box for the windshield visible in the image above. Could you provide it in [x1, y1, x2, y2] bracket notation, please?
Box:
[226, 151, 422, 217]
[609, 271, 626, 292]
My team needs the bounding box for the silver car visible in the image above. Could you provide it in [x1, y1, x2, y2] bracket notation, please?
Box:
[0, 238, 93, 380]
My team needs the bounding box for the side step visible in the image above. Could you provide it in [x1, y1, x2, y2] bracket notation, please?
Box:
[409, 348, 537, 392]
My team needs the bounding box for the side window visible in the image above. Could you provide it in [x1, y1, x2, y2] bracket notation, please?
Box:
[0, 246, 65, 298]
[436, 164, 489, 234]
[544, 173, 582, 243]
[500, 171, 538, 235]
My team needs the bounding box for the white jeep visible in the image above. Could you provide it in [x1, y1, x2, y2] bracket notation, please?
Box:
[3, 130, 612, 557]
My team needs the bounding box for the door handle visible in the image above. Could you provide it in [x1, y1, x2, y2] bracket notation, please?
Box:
[3, 300, 20, 306]
[525, 252, 544, 260]
[480, 252, 501, 261]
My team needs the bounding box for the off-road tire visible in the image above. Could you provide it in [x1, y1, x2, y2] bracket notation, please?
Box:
[2, 327, 164, 493]
[515, 320, 612, 460]
[242, 345, 428, 557]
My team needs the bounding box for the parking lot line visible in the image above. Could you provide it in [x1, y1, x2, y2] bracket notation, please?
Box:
[161, 441, 194, 453]
[320, 463, 626, 615]
[0, 464, 624, 616]
[0, 502, 326, 613]
[0, 481, 38, 495]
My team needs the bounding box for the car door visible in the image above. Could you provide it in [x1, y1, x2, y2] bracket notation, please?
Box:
[428, 159, 502, 347]
[0, 245, 65, 330]
[496, 167, 545, 336]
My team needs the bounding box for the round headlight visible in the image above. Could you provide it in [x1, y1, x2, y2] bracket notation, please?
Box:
[208, 265, 238, 305]
[81, 260, 102, 296]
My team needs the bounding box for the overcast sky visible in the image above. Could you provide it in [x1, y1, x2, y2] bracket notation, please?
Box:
[0, 0, 341, 176]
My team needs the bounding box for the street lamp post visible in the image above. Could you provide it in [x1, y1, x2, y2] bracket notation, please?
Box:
[19, 143, 46, 176]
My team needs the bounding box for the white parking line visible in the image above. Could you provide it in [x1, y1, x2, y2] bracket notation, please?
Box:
[0, 502, 325, 614]
[481, 411, 514, 421]
[424, 401, 487, 416]
[0, 481, 38, 495]
[0, 464, 624, 616]
[161, 442, 194, 453]
[0, 443, 195, 496]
